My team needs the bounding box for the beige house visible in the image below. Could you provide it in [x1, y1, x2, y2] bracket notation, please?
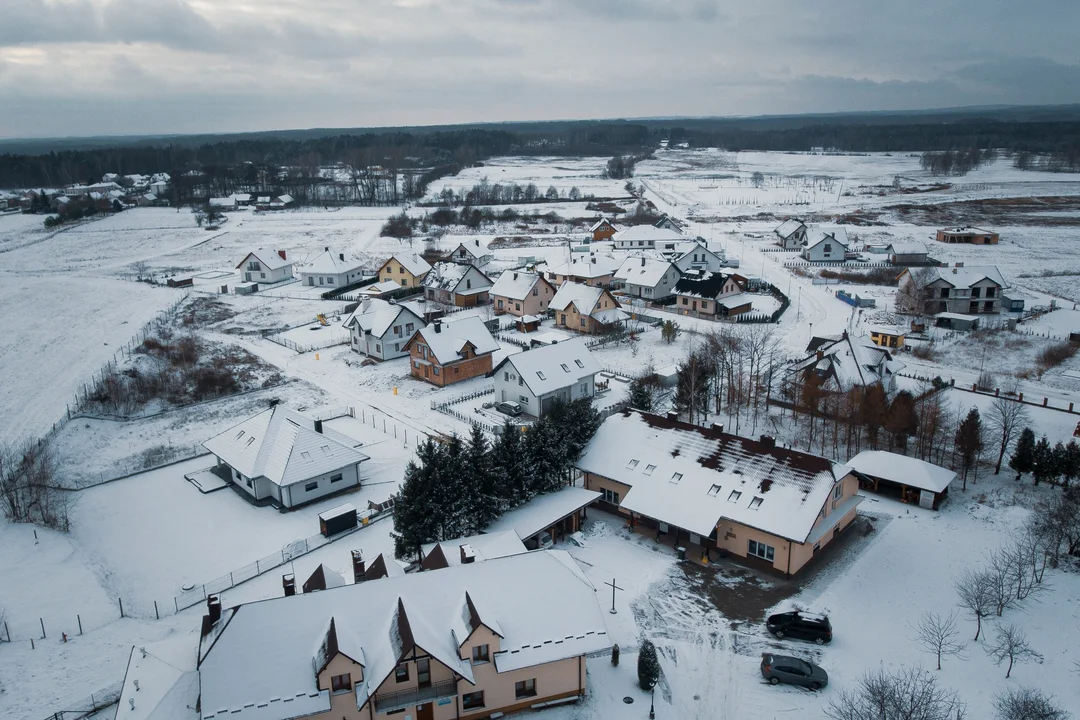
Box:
[544, 254, 621, 288]
[197, 550, 610, 720]
[490, 271, 556, 317]
[378, 253, 432, 288]
[549, 282, 627, 334]
[577, 410, 862, 576]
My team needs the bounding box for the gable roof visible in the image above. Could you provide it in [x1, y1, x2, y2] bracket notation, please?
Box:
[549, 282, 618, 315]
[589, 217, 615, 232]
[846, 450, 956, 494]
[342, 298, 425, 338]
[408, 316, 499, 365]
[804, 227, 849, 249]
[302, 250, 364, 276]
[449, 238, 491, 259]
[422, 262, 492, 294]
[613, 225, 684, 245]
[614, 257, 680, 287]
[117, 637, 199, 720]
[199, 551, 610, 720]
[421, 530, 527, 567]
[775, 219, 806, 238]
[673, 271, 743, 300]
[485, 486, 602, 542]
[576, 410, 854, 542]
[788, 332, 903, 391]
[885, 240, 928, 256]
[381, 253, 432, 277]
[202, 406, 369, 487]
[546, 254, 621, 279]
[490, 270, 547, 300]
[236, 250, 291, 271]
[492, 337, 601, 396]
[925, 265, 1006, 290]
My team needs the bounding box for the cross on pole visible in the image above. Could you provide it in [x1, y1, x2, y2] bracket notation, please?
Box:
[604, 578, 624, 615]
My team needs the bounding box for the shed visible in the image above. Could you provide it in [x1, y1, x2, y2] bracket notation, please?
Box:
[846, 450, 956, 509]
[485, 486, 600, 548]
[934, 312, 980, 331]
[319, 503, 358, 537]
[516, 314, 542, 333]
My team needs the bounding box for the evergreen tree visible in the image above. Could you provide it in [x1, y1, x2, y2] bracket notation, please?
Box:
[1062, 440, 1080, 488]
[440, 434, 469, 538]
[491, 421, 529, 511]
[661, 320, 680, 344]
[391, 439, 443, 560]
[525, 418, 564, 495]
[627, 375, 655, 412]
[1031, 436, 1054, 486]
[1009, 427, 1036, 480]
[467, 423, 499, 532]
[955, 407, 984, 490]
[637, 638, 660, 690]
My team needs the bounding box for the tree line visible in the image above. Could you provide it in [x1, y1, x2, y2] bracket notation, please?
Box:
[391, 399, 601, 560]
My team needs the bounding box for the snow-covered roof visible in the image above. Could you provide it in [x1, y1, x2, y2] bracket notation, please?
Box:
[486, 486, 601, 540]
[788, 332, 903, 392]
[492, 337, 601, 397]
[117, 638, 199, 720]
[577, 410, 854, 542]
[342, 297, 424, 338]
[422, 262, 492, 294]
[613, 225, 684, 245]
[383, 253, 431, 277]
[449, 238, 491, 259]
[927, 265, 1007, 290]
[593, 307, 629, 324]
[590, 217, 615, 232]
[409, 316, 499, 365]
[301, 249, 364, 276]
[886, 240, 928, 255]
[546, 254, 621, 279]
[276, 194, 294, 204]
[236, 249, 291, 271]
[775, 219, 806, 238]
[673, 271, 742, 300]
[846, 451, 956, 493]
[421, 530, 527, 567]
[615, 256, 679, 287]
[491, 270, 546, 300]
[358, 280, 402, 296]
[804, 227, 849, 249]
[550, 282, 605, 313]
[940, 226, 995, 235]
[202, 406, 368, 488]
[199, 550, 609, 719]
[209, 197, 235, 207]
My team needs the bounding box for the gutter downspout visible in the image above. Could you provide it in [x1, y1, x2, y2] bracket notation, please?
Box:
[578, 654, 583, 697]
[786, 540, 792, 578]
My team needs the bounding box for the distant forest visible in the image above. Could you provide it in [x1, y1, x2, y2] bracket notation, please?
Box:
[3, 107, 1080, 190]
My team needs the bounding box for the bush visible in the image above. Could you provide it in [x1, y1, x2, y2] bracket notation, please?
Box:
[381, 211, 415, 238]
[611, 643, 620, 667]
[637, 638, 660, 690]
[1035, 341, 1078, 372]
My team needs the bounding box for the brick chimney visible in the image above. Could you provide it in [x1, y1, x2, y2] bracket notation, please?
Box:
[712, 422, 724, 433]
[759, 435, 776, 448]
[641, 257, 646, 267]
[278, 250, 287, 260]
[314, 419, 323, 434]
[433, 319, 442, 334]
[283, 573, 296, 597]
[351, 550, 365, 583]
[460, 544, 476, 564]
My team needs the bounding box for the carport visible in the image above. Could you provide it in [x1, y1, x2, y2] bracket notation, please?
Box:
[485, 485, 600, 548]
[846, 450, 956, 509]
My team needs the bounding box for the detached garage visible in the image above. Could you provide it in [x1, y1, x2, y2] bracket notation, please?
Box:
[846, 450, 956, 510]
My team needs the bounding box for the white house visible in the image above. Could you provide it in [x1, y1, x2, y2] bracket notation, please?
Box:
[774, 219, 808, 249]
[654, 215, 684, 233]
[612, 225, 684, 251]
[491, 337, 601, 416]
[659, 240, 726, 274]
[236, 249, 294, 284]
[786, 331, 904, 395]
[300, 249, 367, 288]
[800, 228, 849, 262]
[421, 262, 492, 307]
[343, 297, 426, 360]
[447, 238, 493, 267]
[614, 256, 682, 300]
[202, 405, 369, 509]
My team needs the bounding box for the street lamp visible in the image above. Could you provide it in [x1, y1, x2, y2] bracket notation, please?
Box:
[650, 686, 655, 719]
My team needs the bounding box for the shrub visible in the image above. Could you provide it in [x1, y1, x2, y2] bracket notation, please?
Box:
[1035, 341, 1078, 372]
[637, 639, 660, 690]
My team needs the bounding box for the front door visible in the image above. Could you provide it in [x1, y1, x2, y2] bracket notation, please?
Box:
[308, 277, 314, 286]
[417, 703, 433, 720]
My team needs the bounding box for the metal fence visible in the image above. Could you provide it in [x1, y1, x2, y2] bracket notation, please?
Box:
[265, 325, 350, 353]
[41, 680, 124, 720]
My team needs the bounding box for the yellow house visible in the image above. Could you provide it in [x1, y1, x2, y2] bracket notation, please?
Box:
[868, 326, 905, 349]
[378, 253, 433, 288]
[197, 550, 609, 720]
[577, 409, 862, 577]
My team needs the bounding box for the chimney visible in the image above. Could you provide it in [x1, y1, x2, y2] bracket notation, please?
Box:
[591, 257, 596, 264]
[314, 419, 323, 434]
[351, 550, 365, 583]
[816, 350, 824, 361]
[641, 257, 646, 267]
[283, 573, 296, 597]
[278, 250, 287, 260]
[460, 544, 476, 564]
[474, 239, 479, 246]
[759, 435, 776, 448]
[324, 246, 329, 252]
[513, 272, 518, 280]
[712, 422, 724, 433]
[206, 594, 222, 624]
[339, 253, 345, 261]
[666, 411, 678, 421]
[433, 319, 442, 334]
[269, 398, 280, 408]
[952, 268, 958, 274]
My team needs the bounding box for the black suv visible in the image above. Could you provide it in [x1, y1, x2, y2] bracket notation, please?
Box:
[766, 611, 832, 645]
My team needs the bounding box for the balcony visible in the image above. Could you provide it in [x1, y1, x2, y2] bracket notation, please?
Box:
[374, 680, 457, 713]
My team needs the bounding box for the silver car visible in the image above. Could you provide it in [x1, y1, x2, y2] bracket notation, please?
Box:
[760, 653, 828, 690]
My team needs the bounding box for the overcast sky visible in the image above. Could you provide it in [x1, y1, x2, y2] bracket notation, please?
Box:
[2, 0, 1079, 139]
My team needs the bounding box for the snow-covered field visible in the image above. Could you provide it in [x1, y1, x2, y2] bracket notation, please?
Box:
[3, 150, 1080, 719]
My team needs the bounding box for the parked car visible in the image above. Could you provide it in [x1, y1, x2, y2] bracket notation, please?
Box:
[760, 653, 828, 690]
[766, 611, 832, 644]
[496, 401, 523, 417]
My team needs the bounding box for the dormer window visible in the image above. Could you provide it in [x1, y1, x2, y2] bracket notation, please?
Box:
[472, 644, 490, 664]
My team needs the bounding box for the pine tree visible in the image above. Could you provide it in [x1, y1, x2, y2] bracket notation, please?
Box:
[661, 320, 680, 344]
[491, 421, 529, 511]
[467, 424, 499, 532]
[1062, 440, 1080, 488]
[1009, 427, 1036, 480]
[525, 418, 564, 495]
[627, 375, 655, 412]
[637, 638, 660, 690]
[955, 407, 984, 490]
[1031, 436, 1053, 486]
[440, 434, 469, 538]
[391, 439, 443, 560]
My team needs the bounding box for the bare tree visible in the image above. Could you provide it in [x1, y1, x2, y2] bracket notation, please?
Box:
[993, 686, 1070, 720]
[825, 666, 966, 720]
[986, 624, 1042, 678]
[987, 398, 1031, 475]
[987, 548, 1021, 616]
[955, 568, 995, 640]
[913, 611, 966, 670]
[897, 267, 937, 316]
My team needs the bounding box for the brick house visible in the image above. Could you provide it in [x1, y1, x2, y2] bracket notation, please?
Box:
[590, 217, 617, 242]
[935, 226, 999, 244]
[404, 316, 500, 387]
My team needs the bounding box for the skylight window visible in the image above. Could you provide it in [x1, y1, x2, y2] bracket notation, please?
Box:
[670, 473, 683, 484]
[560, 363, 570, 372]
[749, 496, 763, 509]
[575, 359, 585, 368]
[644, 464, 656, 475]
[245, 437, 256, 447]
[536, 371, 546, 380]
[235, 430, 245, 440]
[300, 450, 311, 459]
[708, 484, 722, 497]
[627, 459, 639, 469]
[728, 490, 742, 502]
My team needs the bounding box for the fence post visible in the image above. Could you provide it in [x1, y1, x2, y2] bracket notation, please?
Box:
[78, 615, 82, 635]
[154, 601, 159, 620]
[175, 597, 179, 613]
[40, 618, 46, 639]
[118, 598, 124, 618]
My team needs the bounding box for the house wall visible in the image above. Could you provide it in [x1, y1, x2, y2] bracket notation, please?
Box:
[593, 224, 616, 242]
[495, 362, 540, 413]
[350, 311, 421, 361]
[242, 257, 293, 284]
[922, 278, 1003, 315]
[302, 269, 364, 288]
[675, 295, 717, 316]
[379, 258, 427, 287]
[552, 293, 620, 335]
[366, 647, 460, 720]
[493, 279, 554, 317]
[673, 248, 724, 274]
[318, 653, 365, 719]
[409, 343, 493, 387]
[281, 463, 360, 509]
[802, 241, 844, 263]
[775, 230, 804, 250]
[621, 268, 679, 300]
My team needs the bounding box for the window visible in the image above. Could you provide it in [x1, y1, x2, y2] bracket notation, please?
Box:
[433, 366, 440, 376]
[823, 243, 832, 254]
[399, 266, 405, 273]
[466, 279, 472, 289]
[331, 473, 343, 484]
[260, 273, 266, 279]
[515, 679, 537, 699]
[971, 287, 981, 298]
[497, 299, 504, 308]
[574, 359, 584, 368]
[580, 383, 588, 394]
[504, 372, 510, 381]
[749, 496, 763, 509]
[627, 459, 639, 469]
[707, 484, 721, 497]
[327, 277, 334, 285]
[304, 481, 318, 492]
[670, 472, 683, 484]
[395, 663, 409, 682]
[417, 658, 430, 686]
[602, 488, 620, 505]
[580, 318, 586, 327]
[833, 483, 843, 501]
[246, 478, 253, 488]
[560, 363, 570, 372]
[986, 287, 996, 298]
[462, 691, 485, 710]
[394, 325, 402, 335]
[375, 344, 381, 353]
[532, 288, 538, 296]
[681, 297, 688, 305]
[643, 464, 656, 475]
[405, 322, 414, 333]
[331, 673, 352, 694]
[727, 489, 742, 501]
[413, 359, 421, 368]
[519, 395, 529, 403]
[472, 644, 489, 664]
[319, 277, 324, 285]
[748, 539, 775, 562]
[537, 370, 546, 380]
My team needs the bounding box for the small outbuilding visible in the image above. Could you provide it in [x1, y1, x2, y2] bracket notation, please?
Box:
[484, 485, 600, 549]
[846, 450, 956, 509]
